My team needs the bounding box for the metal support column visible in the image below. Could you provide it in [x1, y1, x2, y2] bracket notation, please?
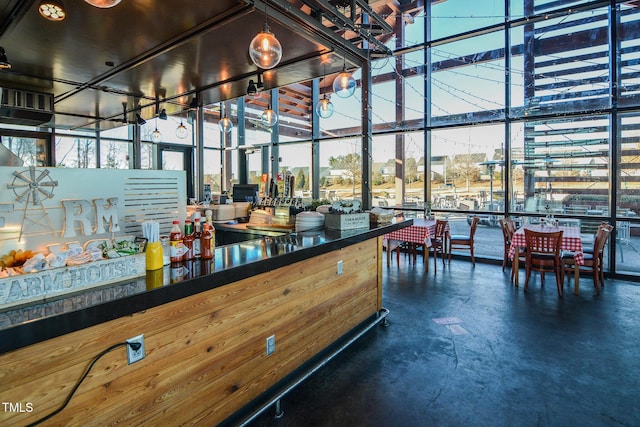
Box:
[269, 88, 280, 185]
[394, 16, 405, 208]
[311, 78, 321, 201]
[237, 97, 247, 184]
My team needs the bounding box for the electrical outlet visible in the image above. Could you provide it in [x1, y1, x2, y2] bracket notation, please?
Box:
[266, 335, 275, 356]
[337, 260, 343, 275]
[126, 334, 145, 365]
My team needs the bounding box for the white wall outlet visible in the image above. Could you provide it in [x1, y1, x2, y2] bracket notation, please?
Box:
[266, 335, 275, 356]
[337, 260, 343, 275]
[126, 334, 146, 364]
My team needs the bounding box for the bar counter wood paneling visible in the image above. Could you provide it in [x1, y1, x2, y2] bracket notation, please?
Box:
[0, 222, 408, 426]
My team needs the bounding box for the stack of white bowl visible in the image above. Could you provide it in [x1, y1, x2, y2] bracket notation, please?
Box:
[295, 211, 324, 232]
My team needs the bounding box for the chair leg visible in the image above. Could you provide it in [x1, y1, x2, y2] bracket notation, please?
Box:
[433, 248, 437, 273]
[470, 246, 475, 266]
[555, 265, 563, 297]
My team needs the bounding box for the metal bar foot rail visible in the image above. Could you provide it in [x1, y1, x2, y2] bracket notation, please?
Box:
[232, 308, 390, 427]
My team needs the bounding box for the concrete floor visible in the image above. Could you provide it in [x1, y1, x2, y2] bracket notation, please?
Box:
[247, 256, 640, 427]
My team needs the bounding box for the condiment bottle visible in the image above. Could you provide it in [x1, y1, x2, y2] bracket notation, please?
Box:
[169, 220, 184, 263]
[183, 219, 194, 260]
[201, 223, 214, 259]
[192, 217, 202, 258]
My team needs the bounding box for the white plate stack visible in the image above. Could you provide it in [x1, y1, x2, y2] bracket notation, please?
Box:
[295, 211, 324, 232]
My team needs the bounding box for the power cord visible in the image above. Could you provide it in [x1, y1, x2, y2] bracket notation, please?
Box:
[27, 341, 142, 426]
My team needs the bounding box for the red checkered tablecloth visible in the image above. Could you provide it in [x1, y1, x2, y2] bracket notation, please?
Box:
[509, 225, 584, 265]
[383, 219, 449, 247]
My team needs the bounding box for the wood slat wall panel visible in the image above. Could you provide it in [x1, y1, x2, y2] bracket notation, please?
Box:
[0, 239, 380, 426]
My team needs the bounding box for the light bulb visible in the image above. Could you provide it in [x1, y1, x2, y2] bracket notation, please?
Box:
[84, 0, 121, 8]
[249, 24, 282, 70]
[176, 122, 188, 139]
[333, 68, 356, 98]
[218, 116, 233, 133]
[315, 94, 334, 118]
[152, 128, 162, 142]
[261, 107, 278, 127]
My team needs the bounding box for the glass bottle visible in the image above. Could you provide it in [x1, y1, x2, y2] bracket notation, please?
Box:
[169, 220, 184, 263]
[192, 217, 202, 258]
[201, 223, 214, 259]
[183, 219, 194, 260]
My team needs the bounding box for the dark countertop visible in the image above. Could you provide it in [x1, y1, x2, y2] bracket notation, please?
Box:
[0, 220, 411, 354]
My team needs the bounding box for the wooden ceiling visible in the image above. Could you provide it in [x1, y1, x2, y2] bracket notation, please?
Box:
[0, 0, 427, 133]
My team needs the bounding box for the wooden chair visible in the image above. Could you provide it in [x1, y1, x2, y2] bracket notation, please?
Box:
[563, 223, 612, 295]
[449, 215, 479, 266]
[499, 218, 514, 271]
[430, 219, 448, 273]
[523, 229, 564, 296]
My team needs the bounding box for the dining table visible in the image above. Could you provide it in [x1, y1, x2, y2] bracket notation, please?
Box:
[383, 218, 449, 271]
[509, 224, 585, 294]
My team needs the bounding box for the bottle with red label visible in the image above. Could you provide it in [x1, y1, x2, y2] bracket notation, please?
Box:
[201, 223, 214, 259]
[183, 219, 194, 260]
[169, 220, 184, 263]
[192, 217, 202, 258]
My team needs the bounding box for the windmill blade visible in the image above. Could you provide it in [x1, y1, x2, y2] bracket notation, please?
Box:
[37, 188, 55, 199]
[7, 182, 29, 189]
[39, 180, 59, 187]
[11, 170, 32, 184]
[29, 166, 37, 183]
[14, 188, 30, 203]
[31, 190, 41, 206]
[35, 169, 51, 183]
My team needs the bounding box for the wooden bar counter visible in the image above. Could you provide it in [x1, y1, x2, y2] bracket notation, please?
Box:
[0, 220, 410, 426]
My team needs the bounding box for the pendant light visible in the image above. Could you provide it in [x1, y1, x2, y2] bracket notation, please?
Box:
[316, 94, 334, 118]
[39, 0, 66, 21]
[175, 118, 188, 139]
[333, 24, 356, 98]
[84, 0, 121, 8]
[261, 105, 278, 127]
[151, 118, 161, 142]
[316, 68, 334, 118]
[218, 115, 233, 133]
[248, 3, 282, 70]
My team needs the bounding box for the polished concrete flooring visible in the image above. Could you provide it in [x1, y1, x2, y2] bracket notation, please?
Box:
[247, 255, 640, 427]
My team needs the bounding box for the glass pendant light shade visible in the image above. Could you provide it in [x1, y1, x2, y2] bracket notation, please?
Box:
[249, 23, 282, 70]
[218, 116, 233, 133]
[176, 121, 188, 139]
[333, 67, 356, 98]
[84, 0, 121, 8]
[151, 121, 162, 142]
[261, 106, 278, 127]
[39, 0, 66, 21]
[315, 94, 334, 118]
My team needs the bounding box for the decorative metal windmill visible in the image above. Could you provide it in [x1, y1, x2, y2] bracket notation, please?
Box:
[6, 166, 58, 241]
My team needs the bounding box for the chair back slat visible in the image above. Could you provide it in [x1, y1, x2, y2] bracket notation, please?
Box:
[505, 219, 516, 240]
[499, 219, 510, 243]
[435, 220, 447, 239]
[468, 216, 479, 239]
[593, 226, 612, 255]
[524, 229, 563, 255]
